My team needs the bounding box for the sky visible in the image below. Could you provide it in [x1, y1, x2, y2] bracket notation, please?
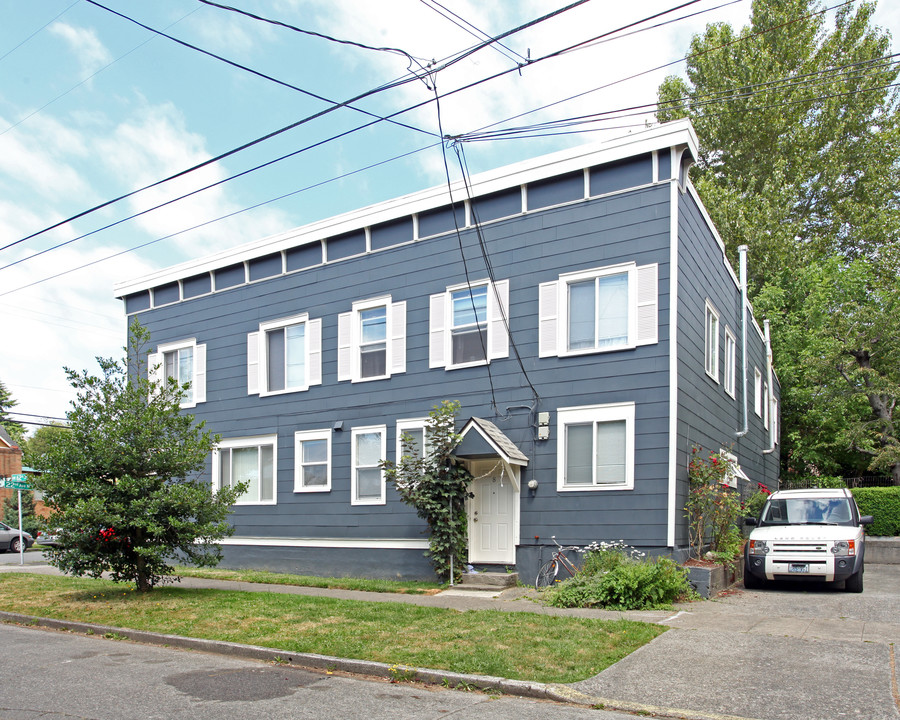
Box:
[1, 0, 898, 432]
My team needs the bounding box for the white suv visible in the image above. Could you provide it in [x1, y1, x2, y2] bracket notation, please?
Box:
[744, 488, 874, 593]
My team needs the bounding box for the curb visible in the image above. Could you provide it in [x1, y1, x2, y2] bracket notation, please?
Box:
[0, 610, 767, 720]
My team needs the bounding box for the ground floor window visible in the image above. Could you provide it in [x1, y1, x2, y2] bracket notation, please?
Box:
[214, 435, 277, 505]
[351, 425, 386, 505]
[556, 402, 635, 491]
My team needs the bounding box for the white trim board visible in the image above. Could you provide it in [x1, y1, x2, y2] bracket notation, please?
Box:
[218, 537, 430, 550]
[115, 120, 699, 298]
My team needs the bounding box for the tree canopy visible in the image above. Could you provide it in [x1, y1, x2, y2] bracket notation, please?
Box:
[32, 321, 245, 590]
[657, 0, 900, 482]
[0, 381, 25, 445]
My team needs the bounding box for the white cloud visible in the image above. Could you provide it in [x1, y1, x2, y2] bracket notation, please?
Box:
[93, 101, 292, 260]
[48, 22, 113, 78]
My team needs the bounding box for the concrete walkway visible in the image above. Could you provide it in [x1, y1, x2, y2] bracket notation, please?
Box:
[2, 561, 898, 720]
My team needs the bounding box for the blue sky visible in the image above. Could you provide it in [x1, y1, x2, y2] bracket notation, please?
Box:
[1, 0, 898, 428]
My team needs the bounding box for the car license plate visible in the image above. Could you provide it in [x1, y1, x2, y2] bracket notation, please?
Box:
[789, 563, 809, 573]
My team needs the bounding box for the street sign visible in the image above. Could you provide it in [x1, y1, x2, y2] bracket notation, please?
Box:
[0, 475, 29, 490]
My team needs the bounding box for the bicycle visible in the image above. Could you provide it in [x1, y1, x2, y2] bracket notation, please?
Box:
[535, 536, 580, 589]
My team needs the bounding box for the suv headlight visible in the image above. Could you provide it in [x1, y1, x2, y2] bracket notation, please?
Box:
[748, 539, 769, 556]
[830, 540, 856, 557]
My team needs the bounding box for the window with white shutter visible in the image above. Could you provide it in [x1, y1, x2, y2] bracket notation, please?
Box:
[429, 279, 509, 370]
[539, 262, 657, 358]
[148, 338, 206, 408]
[247, 313, 322, 396]
[337, 297, 406, 383]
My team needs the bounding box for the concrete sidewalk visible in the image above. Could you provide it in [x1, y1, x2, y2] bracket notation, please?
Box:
[2, 562, 898, 720]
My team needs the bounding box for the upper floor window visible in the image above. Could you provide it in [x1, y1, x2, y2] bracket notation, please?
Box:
[754, 367, 763, 416]
[705, 301, 719, 382]
[337, 297, 406, 383]
[248, 313, 322, 396]
[213, 435, 277, 505]
[557, 402, 635, 491]
[294, 429, 331, 493]
[148, 338, 206, 408]
[724, 326, 736, 397]
[351, 425, 386, 505]
[429, 279, 509, 370]
[539, 263, 657, 358]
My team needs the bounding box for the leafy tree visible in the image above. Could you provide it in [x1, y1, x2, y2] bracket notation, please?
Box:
[382, 400, 474, 581]
[31, 320, 245, 591]
[0, 381, 25, 445]
[757, 257, 900, 484]
[21, 423, 70, 470]
[657, 0, 900, 478]
[2, 490, 40, 536]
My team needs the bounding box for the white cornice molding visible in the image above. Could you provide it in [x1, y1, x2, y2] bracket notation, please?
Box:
[115, 119, 699, 298]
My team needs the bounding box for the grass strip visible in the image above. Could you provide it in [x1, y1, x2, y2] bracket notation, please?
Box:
[171, 566, 443, 594]
[0, 574, 664, 684]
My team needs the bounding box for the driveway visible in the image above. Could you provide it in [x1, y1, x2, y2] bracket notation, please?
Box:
[572, 564, 900, 720]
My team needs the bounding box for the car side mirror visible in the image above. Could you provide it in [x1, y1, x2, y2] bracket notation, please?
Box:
[859, 515, 874, 526]
[744, 516, 758, 526]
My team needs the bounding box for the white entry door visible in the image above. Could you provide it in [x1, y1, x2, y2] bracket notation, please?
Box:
[468, 468, 517, 564]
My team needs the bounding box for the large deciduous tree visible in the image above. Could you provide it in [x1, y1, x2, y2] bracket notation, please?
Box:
[657, 0, 900, 480]
[32, 321, 245, 591]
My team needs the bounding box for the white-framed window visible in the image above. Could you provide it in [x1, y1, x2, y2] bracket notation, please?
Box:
[704, 301, 719, 382]
[539, 262, 657, 358]
[723, 327, 736, 398]
[148, 338, 206, 407]
[396, 417, 428, 462]
[247, 313, 322, 396]
[754, 368, 763, 416]
[719, 449, 749, 489]
[351, 425, 386, 505]
[556, 402, 635, 491]
[294, 429, 331, 493]
[213, 435, 277, 505]
[429, 279, 509, 369]
[763, 382, 770, 429]
[337, 297, 406, 383]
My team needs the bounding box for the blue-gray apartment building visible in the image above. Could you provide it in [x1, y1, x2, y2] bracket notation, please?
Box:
[115, 119, 780, 580]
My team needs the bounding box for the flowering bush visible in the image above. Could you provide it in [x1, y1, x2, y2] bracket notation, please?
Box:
[685, 447, 743, 563]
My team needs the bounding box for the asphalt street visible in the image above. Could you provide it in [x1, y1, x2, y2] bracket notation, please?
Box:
[1, 557, 899, 720]
[0, 623, 637, 720]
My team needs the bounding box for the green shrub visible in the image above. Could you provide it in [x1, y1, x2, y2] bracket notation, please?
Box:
[851, 487, 900, 536]
[743, 489, 770, 521]
[580, 540, 645, 576]
[547, 557, 693, 610]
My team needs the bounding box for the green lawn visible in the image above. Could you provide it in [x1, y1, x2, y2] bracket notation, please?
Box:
[0, 573, 664, 684]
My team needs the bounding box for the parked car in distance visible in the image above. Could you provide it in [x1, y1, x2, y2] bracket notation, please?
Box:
[744, 488, 873, 593]
[35, 529, 62, 548]
[0, 521, 35, 553]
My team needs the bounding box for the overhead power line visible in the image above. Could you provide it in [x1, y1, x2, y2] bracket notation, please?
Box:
[0, 0, 79, 63]
[85, 0, 436, 138]
[1, 0, 595, 256]
[0, 0, 710, 294]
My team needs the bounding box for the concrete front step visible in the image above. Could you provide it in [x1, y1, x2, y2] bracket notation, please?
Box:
[458, 571, 518, 590]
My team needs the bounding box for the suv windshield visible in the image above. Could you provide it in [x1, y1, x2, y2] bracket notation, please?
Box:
[761, 497, 855, 526]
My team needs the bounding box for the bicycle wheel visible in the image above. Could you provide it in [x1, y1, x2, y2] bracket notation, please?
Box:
[535, 559, 559, 589]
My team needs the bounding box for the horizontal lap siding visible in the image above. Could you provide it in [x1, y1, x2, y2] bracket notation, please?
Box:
[675, 192, 780, 548]
[132, 184, 674, 554]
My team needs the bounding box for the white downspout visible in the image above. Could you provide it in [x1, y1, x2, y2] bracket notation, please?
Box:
[763, 319, 776, 454]
[736, 245, 749, 438]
